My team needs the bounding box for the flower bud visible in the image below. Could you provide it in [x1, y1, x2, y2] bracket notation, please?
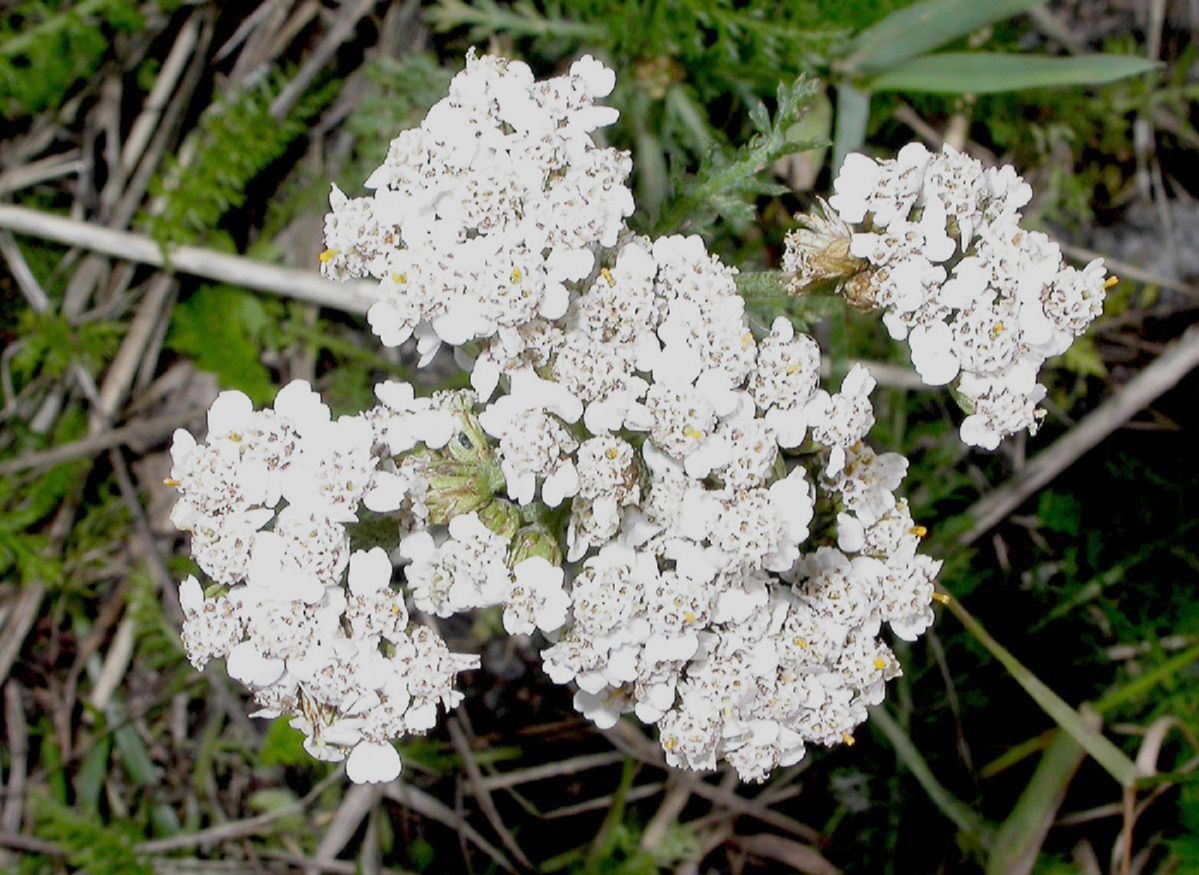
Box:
[478, 499, 521, 540]
[509, 523, 563, 568]
[421, 409, 507, 525]
[783, 198, 866, 296]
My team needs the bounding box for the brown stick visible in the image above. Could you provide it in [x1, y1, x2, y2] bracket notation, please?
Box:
[0, 205, 377, 313]
[0, 403, 205, 479]
[448, 718, 532, 869]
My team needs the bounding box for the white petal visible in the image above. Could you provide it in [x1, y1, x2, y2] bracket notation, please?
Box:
[180, 576, 203, 614]
[346, 741, 402, 784]
[374, 381, 416, 411]
[541, 463, 579, 508]
[226, 642, 284, 687]
[364, 471, 405, 512]
[349, 547, 392, 595]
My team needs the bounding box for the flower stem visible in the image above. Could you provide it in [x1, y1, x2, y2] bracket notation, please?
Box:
[942, 590, 1143, 787]
[870, 705, 994, 850]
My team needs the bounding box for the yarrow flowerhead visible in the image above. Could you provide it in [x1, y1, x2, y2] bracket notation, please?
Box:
[785, 143, 1109, 449]
[321, 49, 633, 363]
[528, 234, 941, 780]
[170, 382, 479, 784]
[169, 53, 952, 788]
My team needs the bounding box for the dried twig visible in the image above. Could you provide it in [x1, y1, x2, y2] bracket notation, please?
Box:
[0, 832, 63, 856]
[541, 782, 664, 820]
[308, 784, 382, 875]
[0, 150, 83, 196]
[0, 204, 378, 313]
[1059, 242, 1199, 299]
[137, 768, 345, 854]
[269, 0, 377, 120]
[639, 774, 694, 850]
[0, 684, 28, 867]
[481, 751, 626, 792]
[382, 780, 515, 873]
[0, 406, 206, 477]
[448, 718, 532, 869]
[733, 834, 841, 875]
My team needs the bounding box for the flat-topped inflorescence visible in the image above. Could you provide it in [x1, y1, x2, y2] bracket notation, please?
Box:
[785, 143, 1109, 449]
[171, 53, 1113, 786]
[320, 49, 633, 365]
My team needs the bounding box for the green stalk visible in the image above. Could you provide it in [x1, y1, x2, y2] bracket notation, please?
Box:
[942, 593, 1143, 787]
[870, 705, 993, 849]
[985, 730, 1086, 875]
[1093, 644, 1199, 716]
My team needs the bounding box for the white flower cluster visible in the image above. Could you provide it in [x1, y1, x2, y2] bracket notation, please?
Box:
[170, 53, 949, 787]
[785, 143, 1110, 449]
[524, 236, 941, 781]
[320, 49, 633, 364]
[169, 383, 480, 784]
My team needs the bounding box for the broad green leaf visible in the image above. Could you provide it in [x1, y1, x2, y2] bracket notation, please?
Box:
[869, 52, 1161, 94]
[841, 0, 1047, 76]
[167, 285, 278, 404]
[635, 128, 670, 220]
[784, 86, 833, 189]
[1061, 334, 1108, 378]
[258, 716, 311, 768]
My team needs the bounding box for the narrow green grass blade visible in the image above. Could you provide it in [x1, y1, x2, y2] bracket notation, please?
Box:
[1094, 644, 1199, 715]
[870, 706, 993, 848]
[833, 84, 870, 171]
[979, 730, 1055, 779]
[840, 0, 1047, 76]
[869, 52, 1161, 94]
[981, 644, 1199, 780]
[944, 594, 1142, 787]
[985, 730, 1086, 875]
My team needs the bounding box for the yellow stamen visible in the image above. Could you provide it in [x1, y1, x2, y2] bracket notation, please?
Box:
[874, 657, 887, 670]
[741, 332, 754, 348]
[162, 478, 181, 488]
[1105, 276, 1119, 289]
[991, 321, 1005, 338]
[318, 248, 338, 264]
[909, 525, 928, 538]
[931, 592, 951, 605]
[391, 272, 408, 284]
[600, 267, 615, 286]
[682, 426, 704, 441]
[842, 732, 856, 747]
[786, 363, 802, 375]
[227, 432, 242, 442]
[794, 637, 809, 650]
[663, 737, 677, 751]
[605, 448, 618, 460]
[684, 611, 696, 624]
[511, 267, 523, 282]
